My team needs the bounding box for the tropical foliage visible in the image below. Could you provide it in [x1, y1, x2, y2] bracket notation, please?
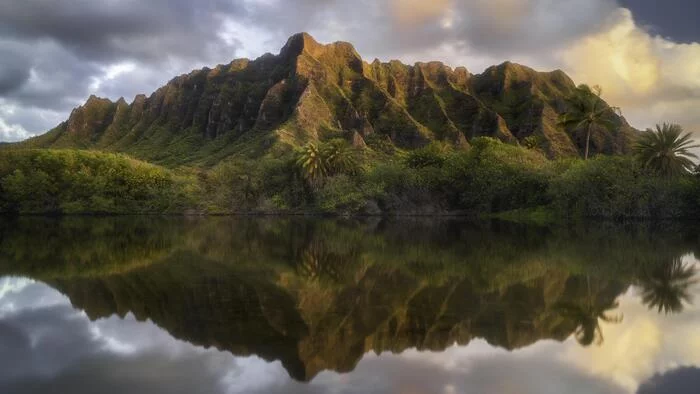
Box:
[639, 258, 698, 314]
[559, 85, 620, 160]
[634, 123, 700, 177]
[296, 142, 327, 183]
[2, 128, 700, 218]
[295, 139, 360, 184]
[0, 150, 194, 214]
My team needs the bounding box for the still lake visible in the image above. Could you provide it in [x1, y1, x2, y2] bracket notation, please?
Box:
[0, 217, 699, 394]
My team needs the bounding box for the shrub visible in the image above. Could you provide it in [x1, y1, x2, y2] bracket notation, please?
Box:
[549, 156, 690, 219]
[454, 138, 552, 212]
[0, 150, 185, 214]
[317, 175, 368, 213]
[403, 143, 448, 169]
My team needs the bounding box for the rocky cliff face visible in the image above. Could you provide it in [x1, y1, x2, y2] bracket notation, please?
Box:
[18, 33, 637, 165]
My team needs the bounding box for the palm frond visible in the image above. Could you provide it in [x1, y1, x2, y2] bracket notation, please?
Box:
[634, 123, 700, 177]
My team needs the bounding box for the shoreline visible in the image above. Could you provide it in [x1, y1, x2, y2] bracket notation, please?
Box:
[3, 210, 700, 226]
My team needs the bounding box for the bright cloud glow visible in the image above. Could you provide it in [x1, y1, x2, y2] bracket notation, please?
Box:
[559, 8, 700, 134]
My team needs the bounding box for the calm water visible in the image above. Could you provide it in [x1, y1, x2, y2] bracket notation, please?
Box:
[1, 217, 699, 394]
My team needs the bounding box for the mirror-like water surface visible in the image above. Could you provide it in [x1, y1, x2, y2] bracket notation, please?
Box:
[1, 217, 699, 393]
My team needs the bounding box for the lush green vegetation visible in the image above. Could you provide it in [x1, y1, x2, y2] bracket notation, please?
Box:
[0, 150, 196, 214]
[1, 121, 698, 219]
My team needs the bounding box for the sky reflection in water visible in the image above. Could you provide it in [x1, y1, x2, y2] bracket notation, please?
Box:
[0, 218, 699, 394]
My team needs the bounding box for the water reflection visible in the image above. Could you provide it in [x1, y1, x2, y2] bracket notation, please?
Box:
[638, 257, 698, 314]
[555, 277, 624, 347]
[0, 217, 699, 393]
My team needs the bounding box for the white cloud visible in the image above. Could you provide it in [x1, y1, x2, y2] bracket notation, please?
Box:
[89, 62, 137, 92]
[556, 8, 700, 134]
[0, 115, 31, 142]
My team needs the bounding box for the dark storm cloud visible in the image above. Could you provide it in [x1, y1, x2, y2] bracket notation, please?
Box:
[0, 0, 243, 63]
[618, 0, 700, 43]
[637, 367, 700, 394]
[0, 0, 246, 137]
[5, 41, 101, 111]
[0, 46, 31, 95]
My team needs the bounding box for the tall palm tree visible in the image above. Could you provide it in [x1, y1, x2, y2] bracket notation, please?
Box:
[639, 257, 698, 314]
[634, 123, 700, 177]
[559, 85, 620, 160]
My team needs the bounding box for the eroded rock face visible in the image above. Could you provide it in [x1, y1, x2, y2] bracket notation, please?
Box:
[15, 33, 637, 165]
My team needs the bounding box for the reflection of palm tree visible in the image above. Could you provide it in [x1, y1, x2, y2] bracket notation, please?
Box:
[557, 276, 623, 347]
[639, 257, 697, 315]
[296, 242, 344, 282]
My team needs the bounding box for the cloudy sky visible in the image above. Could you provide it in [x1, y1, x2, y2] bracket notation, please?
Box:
[0, 0, 699, 142]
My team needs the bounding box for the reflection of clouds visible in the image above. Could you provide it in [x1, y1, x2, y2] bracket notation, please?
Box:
[252, 348, 626, 394]
[0, 277, 33, 299]
[0, 277, 35, 316]
[3, 262, 700, 394]
[563, 290, 663, 392]
[637, 367, 700, 394]
[0, 279, 287, 394]
[562, 255, 700, 393]
[220, 358, 294, 394]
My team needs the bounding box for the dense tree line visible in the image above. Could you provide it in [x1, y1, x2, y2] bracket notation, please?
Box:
[1, 118, 699, 219]
[0, 150, 195, 214]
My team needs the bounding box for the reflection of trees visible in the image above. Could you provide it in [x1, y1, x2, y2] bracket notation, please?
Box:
[4, 217, 700, 380]
[639, 257, 698, 315]
[557, 276, 623, 347]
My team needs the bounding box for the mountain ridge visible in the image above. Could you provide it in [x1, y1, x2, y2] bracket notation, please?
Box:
[11, 32, 637, 166]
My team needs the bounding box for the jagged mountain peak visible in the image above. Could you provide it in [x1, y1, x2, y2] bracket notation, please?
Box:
[281, 32, 362, 63]
[13, 33, 637, 166]
[281, 32, 323, 57]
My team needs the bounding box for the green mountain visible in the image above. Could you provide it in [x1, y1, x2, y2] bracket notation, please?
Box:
[14, 33, 637, 166]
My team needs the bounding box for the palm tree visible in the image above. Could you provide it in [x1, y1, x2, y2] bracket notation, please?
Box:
[634, 123, 700, 177]
[296, 142, 327, 184]
[559, 85, 620, 160]
[322, 139, 359, 176]
[295, 139, 360, 185]
[639, 257, 698, 314]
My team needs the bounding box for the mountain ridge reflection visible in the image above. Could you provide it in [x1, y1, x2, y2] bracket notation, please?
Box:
[0, 217, 698, 382]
